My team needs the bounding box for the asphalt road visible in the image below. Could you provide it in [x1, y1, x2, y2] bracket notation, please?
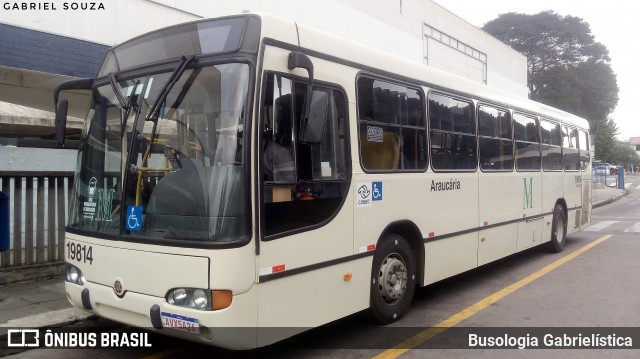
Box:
[6, 176, 640, 358]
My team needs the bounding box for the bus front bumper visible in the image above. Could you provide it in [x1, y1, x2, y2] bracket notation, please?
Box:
[65, 281, 259, 349]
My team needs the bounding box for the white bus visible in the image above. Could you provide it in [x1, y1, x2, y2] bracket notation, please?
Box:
[55, 13, 591, 349]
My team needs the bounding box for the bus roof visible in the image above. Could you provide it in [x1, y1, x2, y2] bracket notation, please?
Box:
[102, 12, 589, 130]
[255, 13, 590, 130]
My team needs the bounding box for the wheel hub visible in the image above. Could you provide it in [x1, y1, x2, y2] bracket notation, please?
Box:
[378, 254, 407, 305]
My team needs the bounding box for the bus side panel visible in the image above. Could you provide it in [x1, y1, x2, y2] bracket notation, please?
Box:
[541, 172, 564, 245]
[351, 173, 430, 254]
[563, 171, 583, 233]
[423, 233, 478, 285]
[256, 203, 359, 326]
[517, 172, 543, 251]
[255, 256, 371, 329]
[209, 244, 257, 295]
[422, 172, 478, 285]
[580, 173, 592, 229]
[478, 172, 520, 266]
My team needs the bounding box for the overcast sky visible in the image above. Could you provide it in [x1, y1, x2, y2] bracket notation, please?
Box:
[435, 0, 637, 141]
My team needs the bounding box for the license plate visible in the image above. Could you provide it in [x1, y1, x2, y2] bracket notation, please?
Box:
[160, 312, 199, 334]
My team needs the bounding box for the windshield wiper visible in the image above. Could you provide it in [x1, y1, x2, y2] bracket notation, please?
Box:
[146, 55, 196, 122]
[108, 74, 141, 134]
[108, 72, 131, 110]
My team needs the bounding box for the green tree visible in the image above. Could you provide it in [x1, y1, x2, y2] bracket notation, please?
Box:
[592, 118, 619, 161]
[537, 61, 618, 122]
[482, 11, 619, 131]
[608, 142, 640, 168]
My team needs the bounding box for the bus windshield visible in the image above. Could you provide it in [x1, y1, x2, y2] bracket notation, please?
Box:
[68, 63, 250, 244]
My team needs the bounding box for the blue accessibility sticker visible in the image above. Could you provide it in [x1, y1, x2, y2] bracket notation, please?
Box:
[126, 206, 143, 231]
[372, 181, 383, 201]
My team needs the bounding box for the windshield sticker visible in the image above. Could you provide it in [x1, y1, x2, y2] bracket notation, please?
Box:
[95, 189, 115, 222]
[126, 206, 143, 231]
[82, 177, 98, 219]
[82, 180, 114, 222]
[88, 177, 97, 199]
[144, 78, 153, 99]
[122, 78, 153, 99]
[123, 84, 143, 97]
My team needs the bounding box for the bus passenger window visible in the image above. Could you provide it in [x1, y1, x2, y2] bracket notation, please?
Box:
[428, 92, 476, 171]
[563, 127, 580, 171]
[578, 130, 590, 171]
[540, 119, 562, 171]
[513, 113, 541, 171]
[357, 76, 427, 171]
[478, 105, 513, 171]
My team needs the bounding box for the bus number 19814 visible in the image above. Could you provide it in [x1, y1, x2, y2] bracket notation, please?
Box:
[66, 241, 94, 265]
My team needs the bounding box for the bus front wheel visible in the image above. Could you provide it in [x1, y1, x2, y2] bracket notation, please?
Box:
[369, 234, 416, 324]
[547, 204, 567, 253]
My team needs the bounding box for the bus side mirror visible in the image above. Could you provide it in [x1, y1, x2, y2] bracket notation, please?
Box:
[55, 99, 69, 147]
[300, 91, 328, 144]
[288, 51, 326, 144]
[288, 52, 314, 84]
[53, 77, 94, 147]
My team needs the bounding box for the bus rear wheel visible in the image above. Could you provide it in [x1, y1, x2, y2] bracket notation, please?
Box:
[547, 204, 567, 253]
[369, 234, 416, 324]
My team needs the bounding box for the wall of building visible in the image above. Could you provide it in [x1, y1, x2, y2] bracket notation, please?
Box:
[0, 0, 199, 45]
[0, 0, 528, 114]
[146, 0, 527, 96]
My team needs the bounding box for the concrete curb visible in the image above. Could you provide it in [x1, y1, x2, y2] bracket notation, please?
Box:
[593, 190, 627, 209]
[0, 263, 64, 285]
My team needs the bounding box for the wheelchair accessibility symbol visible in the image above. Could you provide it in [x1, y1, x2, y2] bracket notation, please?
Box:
[372, 182, 382, 201]
[126, 206, 143, 231]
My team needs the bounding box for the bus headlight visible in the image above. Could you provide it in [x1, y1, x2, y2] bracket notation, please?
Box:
[65, 263, 85, 285]
[193, 289, 208, 309]
[172, 288, 188, 305]
[166, 288, 210, 310]
[166, 288, 232, 311]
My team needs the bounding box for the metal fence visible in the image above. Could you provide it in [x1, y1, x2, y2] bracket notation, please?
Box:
[0, 171, 73, 269]
[593, 168, 620, 189]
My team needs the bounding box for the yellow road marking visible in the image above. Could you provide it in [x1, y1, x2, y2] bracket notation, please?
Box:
[373, 234, 613, 359]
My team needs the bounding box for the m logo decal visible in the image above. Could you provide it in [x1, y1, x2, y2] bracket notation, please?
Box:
[95, 189, 115, 221]
[522, 177, 533, 209]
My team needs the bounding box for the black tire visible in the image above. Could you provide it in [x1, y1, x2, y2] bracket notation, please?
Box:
[369, 234, 416, 324]
[547, 204, 567, 253]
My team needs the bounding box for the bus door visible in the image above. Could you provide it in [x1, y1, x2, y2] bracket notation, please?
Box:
[256, 46, 355, 330]
[579, 130, 592, 227]
[562, 127, 582, 231]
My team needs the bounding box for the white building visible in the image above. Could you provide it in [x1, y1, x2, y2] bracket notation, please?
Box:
[0, 0, 527, 143]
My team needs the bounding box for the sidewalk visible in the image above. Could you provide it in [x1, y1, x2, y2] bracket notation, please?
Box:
[0, 186, 627, 337]
[0, 278, 94, 339]
[592, 185, 626, 208]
